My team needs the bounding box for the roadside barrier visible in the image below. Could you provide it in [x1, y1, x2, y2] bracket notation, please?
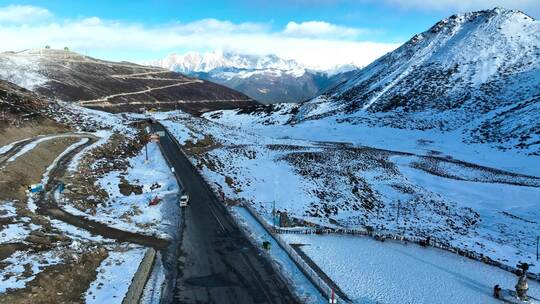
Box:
[241, 202, 346, 303]
[122, 248, 157, 304]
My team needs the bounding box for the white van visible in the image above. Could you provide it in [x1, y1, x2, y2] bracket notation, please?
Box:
[179, 194, 189, 207]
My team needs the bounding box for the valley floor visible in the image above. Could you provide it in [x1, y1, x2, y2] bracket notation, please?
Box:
[153, 108, 540, 303]
[281, 233, 540, 303]
[1, 102, 538, 303]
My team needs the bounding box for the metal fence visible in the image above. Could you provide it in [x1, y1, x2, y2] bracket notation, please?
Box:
[241, 202, 342, 303]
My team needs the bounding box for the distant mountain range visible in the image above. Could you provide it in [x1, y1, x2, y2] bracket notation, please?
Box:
[149, 51, 361, 104]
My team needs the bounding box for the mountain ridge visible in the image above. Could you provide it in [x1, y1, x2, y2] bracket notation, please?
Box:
[149, 50, 361, 104]
[292, 7, 540, 154]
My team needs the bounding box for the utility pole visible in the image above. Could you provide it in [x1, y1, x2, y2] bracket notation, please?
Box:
[273, 175, 279, 231]
[396, 201, 401, 226]
[396, 200, 401, 232]
[145, 142, 148, 162]
[273, 200, 276, 230]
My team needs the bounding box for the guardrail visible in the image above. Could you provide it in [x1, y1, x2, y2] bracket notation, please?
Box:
[122, 248, 157, 304]
[241, 202, 345, 303]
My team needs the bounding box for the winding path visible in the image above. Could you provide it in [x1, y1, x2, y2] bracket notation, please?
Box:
[79, 80, 204, 105]
[0, 134, 94, 168]
[22, 134, 171, 249]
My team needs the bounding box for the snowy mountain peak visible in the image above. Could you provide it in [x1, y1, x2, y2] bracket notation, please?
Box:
[296, 7, 540, 154]
[418, 7, 534, 42]
[149, 50, 361, 104]
[308, 6, 540, 111]
[151, 50, 303, 73]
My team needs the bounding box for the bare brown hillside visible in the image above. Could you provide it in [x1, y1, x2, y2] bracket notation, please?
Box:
[0, 49, 258, 114]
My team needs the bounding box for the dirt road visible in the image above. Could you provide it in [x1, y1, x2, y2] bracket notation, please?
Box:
[29, 134, 170, 249]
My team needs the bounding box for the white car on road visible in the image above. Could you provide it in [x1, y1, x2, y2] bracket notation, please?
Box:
[179, 194, 189, 207]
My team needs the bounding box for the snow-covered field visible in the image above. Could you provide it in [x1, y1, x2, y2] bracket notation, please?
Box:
[0, 201, 39, 244]
[0, 250, 63, 293]
[157, 109, 540, 286]
[281, 234, 540, 304]
[206, 110, 540, 176]
[394, 155, 540, 271]
[61, 141, 180, 239]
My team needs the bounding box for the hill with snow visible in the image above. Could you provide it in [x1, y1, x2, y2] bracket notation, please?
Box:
[150, 51, 360, 104]
[154, 9, 540, 282]
[293, 8, 540, 155]
[0, 49, 257, 114]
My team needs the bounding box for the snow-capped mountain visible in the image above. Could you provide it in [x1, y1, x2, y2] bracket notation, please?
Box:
[194, 9, 540, 278]
[296, 8, 540, 154]
[150, 50, 360, 104]
[153, 50, 301, 74]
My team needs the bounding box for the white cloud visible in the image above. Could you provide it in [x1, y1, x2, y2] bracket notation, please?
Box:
[0, 5, 52, 23]
[283, 21, 362, 39]
[0, 7, 399, 69]
[173, 18, 270, 34]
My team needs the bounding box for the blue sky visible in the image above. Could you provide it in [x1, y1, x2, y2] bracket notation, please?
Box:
[0, 0, 450, 42]
[0, 0, 538, 68]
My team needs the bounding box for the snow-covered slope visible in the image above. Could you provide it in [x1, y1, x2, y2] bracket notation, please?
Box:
[295, 8, 540, 154]
[150, 50, 360, 104]
[159, 109, 540, 281]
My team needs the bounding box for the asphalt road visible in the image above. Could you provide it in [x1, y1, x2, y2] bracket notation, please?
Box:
[152, 123, 298, 304]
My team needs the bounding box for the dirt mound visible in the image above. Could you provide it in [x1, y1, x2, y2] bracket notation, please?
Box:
[0, 79, 70, 146]
[0, 80, 47, 116]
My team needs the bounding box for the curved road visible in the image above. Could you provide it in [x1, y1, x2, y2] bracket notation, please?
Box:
[33, 134, 170, 249]
[152, 123, 299, 304]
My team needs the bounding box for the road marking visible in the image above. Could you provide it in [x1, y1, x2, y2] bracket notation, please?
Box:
[206, 196, 227, 233]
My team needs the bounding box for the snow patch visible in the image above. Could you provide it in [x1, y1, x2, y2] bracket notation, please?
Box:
[85, 247, 146, 304]
[0, 250, 62, 293]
